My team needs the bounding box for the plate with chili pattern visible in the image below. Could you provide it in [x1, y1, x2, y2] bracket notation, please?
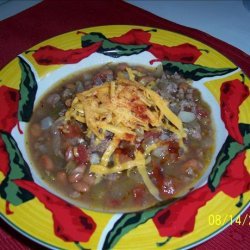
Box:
[0, 25, 249, 250]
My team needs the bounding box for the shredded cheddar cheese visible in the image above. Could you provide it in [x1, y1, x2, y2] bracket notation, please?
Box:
[65, 68, 186, 200]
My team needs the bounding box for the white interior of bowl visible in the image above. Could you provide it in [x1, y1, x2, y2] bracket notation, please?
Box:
[12, 51, 228, 208]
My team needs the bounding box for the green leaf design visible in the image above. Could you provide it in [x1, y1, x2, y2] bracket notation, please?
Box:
[156, 237, 172, 247]
[81, 32, 106, 45]
[0, 131, 34, 205]
[18, 56, 38, 122]
[74, 242, 90, 250]
[208, 123, 250, 191]
[81, 32, 149, 58]
[162, 61, 237, 80]
[102, 204, 169, 249]
[102, 211, 156, 249]
[236, 194, 243, 208]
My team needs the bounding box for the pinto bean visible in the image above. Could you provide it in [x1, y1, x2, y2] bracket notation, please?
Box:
[47, 93, 61, 106]
[62, 88, 73, 99]
[134, 66, 147, 73]
[65, 146, 73, 161]
[66, 83, 75, 90]
[68, 172, 83, 183]
[93, 69, 113, 85]
[179, 82, 189, 91]
[30, 123, 42, 137]
[56, 171, 68, 184]
[65, 98, 72, 107]
[138, 76, 155, 85]
[116, 63, 128, 71]
[82, 173, 96, 186]
[72, 181, 89, 193]
[68, 166, 85, 183]
[40, 155, 54, 171]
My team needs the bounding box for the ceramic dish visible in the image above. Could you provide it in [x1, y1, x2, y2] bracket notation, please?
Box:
[0, 25, 249, 250]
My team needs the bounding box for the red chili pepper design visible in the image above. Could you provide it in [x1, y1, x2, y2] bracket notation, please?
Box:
[153, 184, 214, 237]
[75, 145, 89, 165]
[0, 137, 10, 176]
[33, 29, 201, 65]
[219, 151, 250, 197]
[0, 86, 19, 177]
[32, 42, 102, 65]
[153, 150, 250, 237]
[14, 180, 96, 242]
[220, 79, 249, 144]
[0, 86, 19, 133]
[110, 29, 152, 45]
[110, 29, 201, 63]
[149, 43, 202, 64]
[5, 201, 14, 215]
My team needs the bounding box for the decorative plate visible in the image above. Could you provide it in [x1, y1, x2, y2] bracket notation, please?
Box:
[0, 25, 249, 250]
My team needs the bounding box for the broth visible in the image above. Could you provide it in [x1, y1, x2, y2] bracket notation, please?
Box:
[26, 63, 214, 212]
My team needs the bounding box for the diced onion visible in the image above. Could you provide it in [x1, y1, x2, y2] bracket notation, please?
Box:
[76, 81, 84, 93]
[159, 132, 169, 141]
[178, 111, 196, 123]
[154, 64, 164, 78]
[152, 145, 168, 158]
[41, 116, 53, 130]
[90, 153, 101, 164]
[47, 93, 60, 106]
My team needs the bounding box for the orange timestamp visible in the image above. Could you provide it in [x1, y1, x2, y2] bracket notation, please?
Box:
[208, 213, 250, 226]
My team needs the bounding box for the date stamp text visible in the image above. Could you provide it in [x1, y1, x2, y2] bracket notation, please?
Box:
[208, 214, 250, 226]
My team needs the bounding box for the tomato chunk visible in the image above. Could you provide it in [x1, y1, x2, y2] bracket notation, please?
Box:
[63, 123, 82, 138]
[74, 145, 89, 165]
